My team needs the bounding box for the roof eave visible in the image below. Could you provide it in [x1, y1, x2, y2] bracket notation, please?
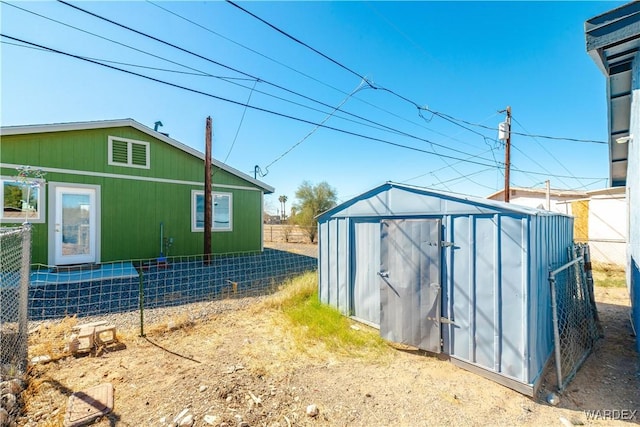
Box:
[319, 181, 566, 221]
[0, 119, 275, 194]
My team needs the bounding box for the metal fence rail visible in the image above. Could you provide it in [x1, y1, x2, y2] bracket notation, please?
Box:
[28, 248, 318, 333]
[0, 225, 31, 379]
[548, 243, 600, 392]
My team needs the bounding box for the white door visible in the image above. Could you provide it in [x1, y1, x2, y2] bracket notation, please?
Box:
[54, 186, 97, 265]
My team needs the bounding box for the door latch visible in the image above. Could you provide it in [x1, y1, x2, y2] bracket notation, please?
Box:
[440, 317, 457, 326]
[377, 271, 389, 278]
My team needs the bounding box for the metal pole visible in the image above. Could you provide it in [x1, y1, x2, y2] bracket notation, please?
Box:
[549, 274, 563, 391]
[138, 266, 145, 337]
[504, 106, 512, 203]
[18, 223, 31, 373]
[549, 256, 584, 277]
[545, 180, 551, 211]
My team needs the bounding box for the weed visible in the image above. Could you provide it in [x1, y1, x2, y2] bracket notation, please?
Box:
[263, 272, 389, 359]
[28, 317, 77, 361]
[592, 263, 626, 288]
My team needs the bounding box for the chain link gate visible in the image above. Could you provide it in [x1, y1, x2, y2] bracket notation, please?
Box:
[548, 243, 601, 392]
[0, 224, 31, 379]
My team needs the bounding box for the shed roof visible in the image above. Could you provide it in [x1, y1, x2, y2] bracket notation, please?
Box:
[585, 1, 640, 187]
[318, 181, 568, 220]
[0, 118, 274, 194]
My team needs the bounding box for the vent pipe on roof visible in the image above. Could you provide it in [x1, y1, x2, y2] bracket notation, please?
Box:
[154, 121, 163, 132]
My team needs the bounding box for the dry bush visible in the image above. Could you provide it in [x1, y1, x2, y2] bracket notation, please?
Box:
[28, 317, 78, 361]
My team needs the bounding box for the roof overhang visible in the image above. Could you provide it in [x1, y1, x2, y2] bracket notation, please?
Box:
[0, 119, 275, 194]
[486, 187, 587, 200]
[317, 181, 566, 221]
[585, 1, 640, 187]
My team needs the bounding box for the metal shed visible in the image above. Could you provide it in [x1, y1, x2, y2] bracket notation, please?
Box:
[317, 182, 574, 396]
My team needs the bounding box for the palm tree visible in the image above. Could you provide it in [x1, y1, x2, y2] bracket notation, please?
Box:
[278, 195, 288, 222]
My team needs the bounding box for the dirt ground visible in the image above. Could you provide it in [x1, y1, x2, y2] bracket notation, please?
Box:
[17, 244, 639, 427]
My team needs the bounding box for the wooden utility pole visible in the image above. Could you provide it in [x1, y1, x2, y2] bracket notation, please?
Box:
[204, 117, 212, 262]
[504, 106, 512, 203]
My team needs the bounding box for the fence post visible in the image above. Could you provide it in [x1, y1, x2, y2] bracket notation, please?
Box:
[582, 244, 602, 335]
[139, 267, 145, 337]
[549, 273, 563, 391]
[18, 224, 31, 372]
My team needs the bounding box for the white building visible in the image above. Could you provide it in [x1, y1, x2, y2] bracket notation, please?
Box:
[487, 186, 627, 266]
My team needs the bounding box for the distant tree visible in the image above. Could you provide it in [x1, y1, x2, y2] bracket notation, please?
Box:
[278, 195, 288, 222]
[293, 181, 337, 243]
[4, 184, 23, 209]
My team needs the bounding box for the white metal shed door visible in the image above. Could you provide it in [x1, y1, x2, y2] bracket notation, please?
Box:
[379, 219, 442, 353]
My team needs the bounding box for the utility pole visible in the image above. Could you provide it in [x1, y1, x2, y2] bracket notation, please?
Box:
[204, 117, 212, 262]
[503, 106, 512, 203]
[545, 179, 551, 211]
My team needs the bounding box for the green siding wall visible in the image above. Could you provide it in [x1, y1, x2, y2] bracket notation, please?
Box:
[1, 126, 267, 264]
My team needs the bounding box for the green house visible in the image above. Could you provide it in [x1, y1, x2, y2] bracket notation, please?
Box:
[0, 119, 274, 266]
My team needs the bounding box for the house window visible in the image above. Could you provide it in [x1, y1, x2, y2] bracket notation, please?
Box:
[108, 136, 150, 169]
[191, 190, 233, 232]
[1, 177, 45, 223]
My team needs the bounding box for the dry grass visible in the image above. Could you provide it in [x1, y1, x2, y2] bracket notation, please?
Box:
[592, 263, 626, 288]
[28, 316, 78, 361]
[143, 312, 196, 337]
[258, 272, 390, 362]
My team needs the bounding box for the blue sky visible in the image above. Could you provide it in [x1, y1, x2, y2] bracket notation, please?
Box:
[0, 1, 623, 214]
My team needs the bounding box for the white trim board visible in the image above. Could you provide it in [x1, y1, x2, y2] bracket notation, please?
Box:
[0, 119, 274, 193]
[0, 163, 263, 192]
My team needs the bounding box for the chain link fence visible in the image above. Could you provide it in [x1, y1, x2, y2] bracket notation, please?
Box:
[0, 225, 31, 379]
[29, 248, 318, 334]
[548, 243, 601, 393]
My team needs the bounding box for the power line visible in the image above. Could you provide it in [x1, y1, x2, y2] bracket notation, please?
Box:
[223, 80, 257, 163]
[511, 116, 594, 190]
[2, 1, 256, 82]
[6, 34, 394, 139]
[1, 34, 513, 171]
[53, 0, 499, 162]
[225, 0, 370, 85]
[149, 0, 470, 150]
[226, 1, 609, 147]
[1, 30, 607, 184]
[5, 1, 422, 151]
[510, 144, 574, 189]
[146, 0, 352, 98]
[2, 3, 497, 167]
[2, 40, 207, 77]
[1, 4, 380, 132]
[261, 80, 368, 176]
[426, 108, 608, 145]
[224, 0, 459, 121]
[404, 167, 495, 186]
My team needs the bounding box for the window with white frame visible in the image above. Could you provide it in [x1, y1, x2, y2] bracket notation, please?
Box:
[1, 177, 45, 223]
[191, 190, 233, 232]
[108, 136, 150, 169]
